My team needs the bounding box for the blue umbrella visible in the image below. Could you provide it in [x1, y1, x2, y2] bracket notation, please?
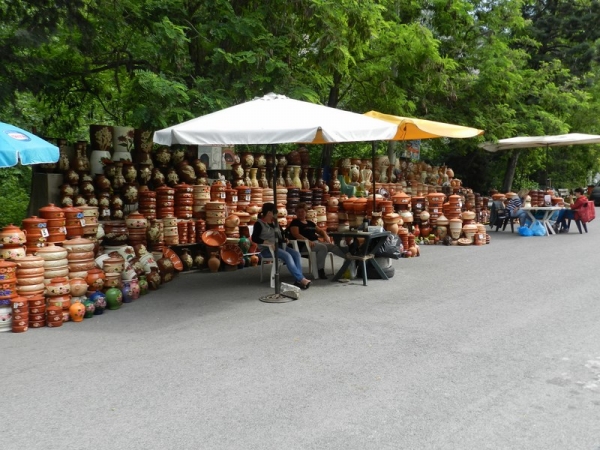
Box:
[0, 122, 59, 168]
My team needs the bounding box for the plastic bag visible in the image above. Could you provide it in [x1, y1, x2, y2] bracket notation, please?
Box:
[518, 226, 533, 236]
[375, 234, 402, 259]
[530, 221, 546, 236]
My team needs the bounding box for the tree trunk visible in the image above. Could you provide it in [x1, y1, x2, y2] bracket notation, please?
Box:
[502, 150, 520, 192]
[321, 73, 342, 169]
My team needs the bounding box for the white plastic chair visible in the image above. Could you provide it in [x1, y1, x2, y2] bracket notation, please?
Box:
[288, 240, 334, 278]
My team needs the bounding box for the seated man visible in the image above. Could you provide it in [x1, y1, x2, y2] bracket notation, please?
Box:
[554, 187, 588, 232]
[506, 189, 530, 227]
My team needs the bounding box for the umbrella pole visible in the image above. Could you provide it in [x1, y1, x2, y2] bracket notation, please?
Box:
[372, 141, 377, 215]
[260, 144, 294, 303]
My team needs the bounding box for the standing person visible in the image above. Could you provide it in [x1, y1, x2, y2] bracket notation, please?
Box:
[251, 203, 312, 289]
[506, 189, 530, 227]
[554, 187, 588, 232]
[288, 203, 347, 279]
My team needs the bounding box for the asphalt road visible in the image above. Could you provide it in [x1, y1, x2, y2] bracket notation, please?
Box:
[2, 220, 600, 450]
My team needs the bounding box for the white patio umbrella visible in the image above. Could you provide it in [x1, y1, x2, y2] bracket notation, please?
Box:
[479, 133, 600, 152]
[153, 93, 398, 146]
[154, 93, 398, 302]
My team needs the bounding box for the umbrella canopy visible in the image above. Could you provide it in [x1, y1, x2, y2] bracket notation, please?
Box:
[364, 111, 484, 140]
[153, 93, 398, 146]
[480, 133, 600, 152]
[0, 122, 59, 168]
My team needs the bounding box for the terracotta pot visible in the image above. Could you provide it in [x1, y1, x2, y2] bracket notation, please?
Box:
[34, 244, 68, 261]
[0, 224, 26, 245]
[39, 204, 65, 219]
[85, 268, 105, 291]
[45, 276, 71, 296]
[69, 302, 85, 322]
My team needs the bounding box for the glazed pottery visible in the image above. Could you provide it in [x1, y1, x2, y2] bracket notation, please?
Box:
[89, 291, 107, 315]
[69, 302, 85, 322]
[138, 276, 149, 295]
[105, 287, 123, 310]
[83, 298, 95, 318]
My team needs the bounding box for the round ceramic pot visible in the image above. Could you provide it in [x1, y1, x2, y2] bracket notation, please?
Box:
[34, 244, 68, 261]
[0, 245, 26, 260]
[105, 287, 123, 310]
[39, 204, 65, 219]
[0, 224, 26, 245]
[66, 250, 95, 261]
[45, 277, 71, 296]
[102, 257, 125, 273]
[125, 212, 148, 229]
[68, 261, 95, 272]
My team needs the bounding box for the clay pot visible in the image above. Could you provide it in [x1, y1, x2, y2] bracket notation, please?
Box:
[208, 252, 221, 273]
[34, 244, 68, 261]
[69, 302, 85, 322]
[105, 287, 123, 310]
[39, 204, 65, 219]
[45, 276, 71, 296]
[125, 211, 148, 229]
[63, 236, 95, 253]
[0, 224, 26, 245]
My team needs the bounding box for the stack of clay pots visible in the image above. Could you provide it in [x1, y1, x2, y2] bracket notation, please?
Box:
[0, 260, 19, 310]
[426, 192, 445, 227]
[314, 205, 327, 230]
[102, 254, 125, 290]
[224, 188, 238, 212]
[250, 187, 263, 207]
[79, 205, 100, 242]
[63, 206, 85, 239]
[138, 190, 157, 220]
[236, 186, 251, 211]
[156, 186, 175, 219]
[10, 297, 28, 333]
[162, 215, 178, 246]
[326, 197, 340, 232]
[261, 187, 273, 205]
[35, 244, 68, 285]
[205, 201, 226, 231]
[125, 211, 148, 247]
[46, 304, 64, 327]
[63, 236, 96, 279]
[224, 214, 240, 239]
[192, 185, 210, 218]
[210, 181, 227, 202]
[175, 183, 194, 219]
[45, 276, 71, 324]
[312, 187, 323, 207]
[14, 256, 45, 298]
[22, 215, 49, 253]
[0, 224, 26, 259]
[177, 220, 189, 245]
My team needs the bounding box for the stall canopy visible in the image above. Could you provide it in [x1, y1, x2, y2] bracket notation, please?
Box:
[364, 111, 484, 140]
[479, 133, 600, 152]
[153, 93, 398, 146]
[0, 121, 59, 168]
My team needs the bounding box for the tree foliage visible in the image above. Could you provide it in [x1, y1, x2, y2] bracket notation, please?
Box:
[1, 0, 600, 199]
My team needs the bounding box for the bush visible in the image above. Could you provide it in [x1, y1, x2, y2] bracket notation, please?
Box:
[0, 166, 31, 228]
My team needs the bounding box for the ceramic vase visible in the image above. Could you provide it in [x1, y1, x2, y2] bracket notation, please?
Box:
[208, 252, 221, 273]
[290, 165, 302, 189]
[69, 302, 85, 322]
[105, 287, 123, 310]
[83, 298, 95, 318]
[89, 291, 106, 315]
[138, 275, 149, 295]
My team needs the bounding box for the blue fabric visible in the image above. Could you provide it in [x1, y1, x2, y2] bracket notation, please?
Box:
[0, 122, 59, 167]
[260, 246, 305, 282]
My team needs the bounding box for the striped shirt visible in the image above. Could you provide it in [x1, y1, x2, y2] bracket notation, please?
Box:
[506, 197, 522, 213]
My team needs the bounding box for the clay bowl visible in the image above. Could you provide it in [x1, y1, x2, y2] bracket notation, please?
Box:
[43, 267, 69, 280]
[43, 259, 68, 269]
[28, 320, 46, 328]
[16, 284, 45, 296]
[34, 244, 68, 261]
[201, 230, 227, 247]
[11, 325, 28, 333]
[12, 311, 29, 321]
[220, 244, 244, 266]
[63, 237, 95, 253]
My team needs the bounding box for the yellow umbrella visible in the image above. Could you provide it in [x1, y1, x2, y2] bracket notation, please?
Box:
[364, 111, 484, 140]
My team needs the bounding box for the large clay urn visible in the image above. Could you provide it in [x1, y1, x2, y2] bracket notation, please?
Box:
[448, 218, 463, 240]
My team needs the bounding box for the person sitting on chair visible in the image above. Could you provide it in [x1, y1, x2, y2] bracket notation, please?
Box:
[251, 202, 312, 290]
[288, 203, 347, 279]
[554, 187, 588, 233]
[506, 189, 530, 227]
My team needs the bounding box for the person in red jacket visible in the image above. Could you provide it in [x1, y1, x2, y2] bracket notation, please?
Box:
[554, 187, 588, 232]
